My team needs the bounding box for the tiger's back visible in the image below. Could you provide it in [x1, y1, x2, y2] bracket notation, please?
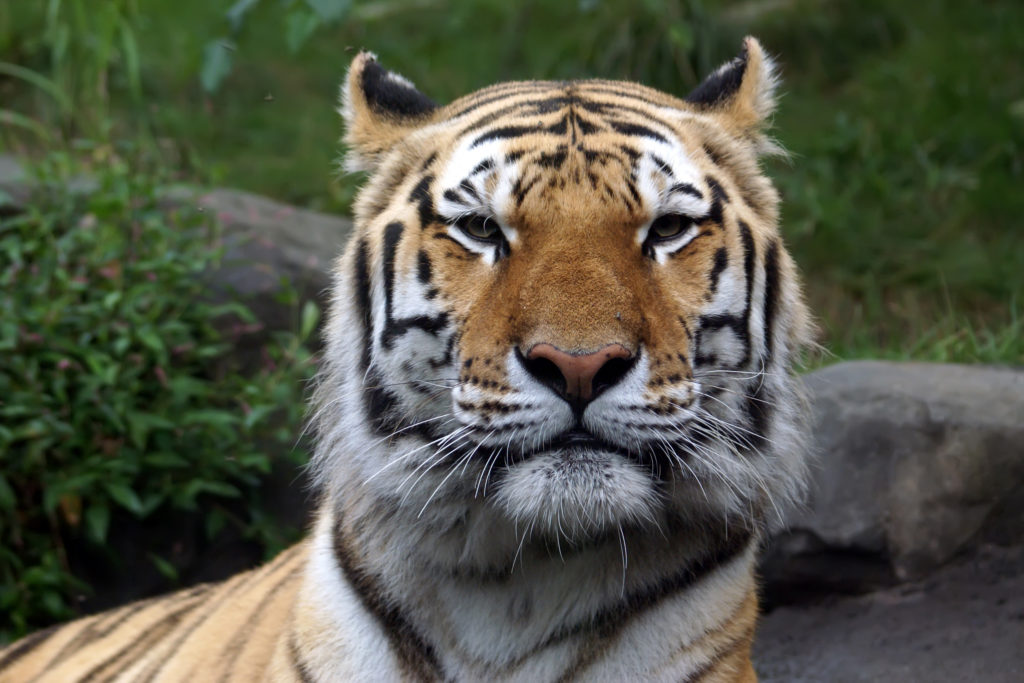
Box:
[0, 544, 308, 682]
[2, 37, 809, 682]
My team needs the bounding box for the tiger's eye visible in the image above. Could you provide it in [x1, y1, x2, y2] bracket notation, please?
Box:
[649, 214, 688, 240]
[459, 215, 501, 241]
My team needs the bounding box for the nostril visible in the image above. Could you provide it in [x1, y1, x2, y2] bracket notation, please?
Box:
[591, 356, 634, 399]
[519, 351, 567, 397]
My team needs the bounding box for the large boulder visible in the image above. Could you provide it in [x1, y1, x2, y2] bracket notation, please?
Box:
[190, 187, 349, 336]
[755, 542, 1024, 682]
[0, 154, 351, 341]
[764, 361, 1024, 602]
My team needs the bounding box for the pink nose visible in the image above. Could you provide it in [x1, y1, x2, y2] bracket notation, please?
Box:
[526, 343, 632, 401]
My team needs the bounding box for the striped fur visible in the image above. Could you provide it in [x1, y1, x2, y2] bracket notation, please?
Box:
[1, 37, 811, 681]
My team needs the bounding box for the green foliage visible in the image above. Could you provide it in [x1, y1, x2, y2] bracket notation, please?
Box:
[0, 154, 316, 642]
[758, 0, 1024, 361]
[0, 0, 144, 145]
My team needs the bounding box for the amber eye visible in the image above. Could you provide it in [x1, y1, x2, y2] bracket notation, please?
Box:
[648, 214, 690, 241]
[456, 214, 502, 242]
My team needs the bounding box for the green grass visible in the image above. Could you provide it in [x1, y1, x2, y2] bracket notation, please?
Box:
[1, 0, 1021, 365]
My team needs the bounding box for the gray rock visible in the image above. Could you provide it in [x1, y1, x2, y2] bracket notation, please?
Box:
[755, 543, 1024, 682]
[188, 187, 350, 335]
[0, 154, 351, 339]
[765, 361, 1024, 601]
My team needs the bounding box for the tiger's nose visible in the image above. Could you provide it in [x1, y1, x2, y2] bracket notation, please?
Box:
[521, 343, 634, 404]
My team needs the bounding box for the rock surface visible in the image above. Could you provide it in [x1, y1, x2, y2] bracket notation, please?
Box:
[0, 154, 351, 338]
[755, 543, 1024, 682]
[190, 187, 349, 335]
[764, 361, 1024, 603]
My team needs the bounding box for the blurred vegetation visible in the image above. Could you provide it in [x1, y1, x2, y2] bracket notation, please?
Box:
[0, 0, 1021, 640]
[0, 153, 316, 641]
[2, 0, 1019, 363]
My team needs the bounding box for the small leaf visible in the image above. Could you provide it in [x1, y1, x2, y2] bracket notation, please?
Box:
[136, 327, 165, 355]
[102, 290, 122, 310]
[299, 300, 320, 340]
[181, 410, 239, 427]
[148, 553, 179, 582]
[119, 22, 142, 101]
[205, 508, 227, 539]
[304, 0, 350, 22]
[85, 504, 111, 544]
[200, 40, 235, 94]
[104, 482, 144, 516]
[285, 9, 320, 54]
[226, 0, 261, 31]
[242, 404, 275, 430]
[0, 474, 14, 512]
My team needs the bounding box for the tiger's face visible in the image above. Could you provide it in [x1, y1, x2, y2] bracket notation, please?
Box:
[315, 39, 811, 552]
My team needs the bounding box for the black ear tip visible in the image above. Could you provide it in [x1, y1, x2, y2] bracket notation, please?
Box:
[359, 58, 437, 119]
[685, 45, 750, 108]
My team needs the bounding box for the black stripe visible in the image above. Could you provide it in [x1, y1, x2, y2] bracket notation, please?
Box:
[471, 123, 543, 147]
[669, 182, 702, 199]
[577, 84, 666, 107]
[650, 154, 674, 177]
[447, 82, 556, 119]
[458, 179, 482, 202]
[534, 148, 567, 169]
[608, 120, 668, 143]
[0, 623, 61, 671]
[510, 524, 754, 670]
[441, 188, 465, 205]
[693, 222, 756, 368]
[288, 632, 316, 683]
[380, 222, 449, 350]
[417, 250, 432, 285]
[80, 596, 207, 682]
[575, 98, 678, 134]
[743, 240, 782, 449]
[737, 220, 757, 369]
[218, 565, 302, 669]
[707, 247, 729, 294]
[354, 239, 375, 378]
[46, 584, 210, 668]
[761, 239, 780, 360]
[409, 175, 438, 228]
[706, 175, 729, 205]
[471, 158, 494, 175]
[333, 524, 443, 681]
[512, 174, 540, 206]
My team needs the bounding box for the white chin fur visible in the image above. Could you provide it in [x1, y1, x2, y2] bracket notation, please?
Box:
[491, 448, 660, 541]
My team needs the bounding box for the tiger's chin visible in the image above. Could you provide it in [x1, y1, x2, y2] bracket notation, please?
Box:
[491, 446, 662, 542]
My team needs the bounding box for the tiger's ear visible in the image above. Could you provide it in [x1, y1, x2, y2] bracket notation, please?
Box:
[686, 37, 779, 140]
[340, 52, 438, 172]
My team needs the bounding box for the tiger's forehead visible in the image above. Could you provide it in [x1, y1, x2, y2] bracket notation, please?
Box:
[434, 81, 711, 232]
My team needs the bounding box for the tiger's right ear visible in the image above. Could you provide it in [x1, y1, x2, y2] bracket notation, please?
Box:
[340, 52, 439, 173]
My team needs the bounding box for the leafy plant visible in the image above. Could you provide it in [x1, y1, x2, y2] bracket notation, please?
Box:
[201, 0, 354, 93]
[0, 0, 144, 145]
[0, 154, 317, 642]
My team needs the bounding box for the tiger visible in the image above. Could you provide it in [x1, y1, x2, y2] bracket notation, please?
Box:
[0, 36, 812, 682]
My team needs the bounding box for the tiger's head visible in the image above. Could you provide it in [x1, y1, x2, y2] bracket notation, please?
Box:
[313, 38, 811, 560]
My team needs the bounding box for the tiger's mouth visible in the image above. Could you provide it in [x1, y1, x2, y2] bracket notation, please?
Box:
[519, 427, 688, 481]
[525, 428, 643, 465]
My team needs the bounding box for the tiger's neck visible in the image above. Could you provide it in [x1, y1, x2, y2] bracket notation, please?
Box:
[292, 499, 761, 681]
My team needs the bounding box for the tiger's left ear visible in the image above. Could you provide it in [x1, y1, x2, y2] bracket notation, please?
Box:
[340, 51, 439, 172]
[686, 37, 779, 140]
